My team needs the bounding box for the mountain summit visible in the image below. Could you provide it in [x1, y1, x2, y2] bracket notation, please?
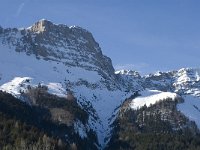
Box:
[1, 19, 115, 81]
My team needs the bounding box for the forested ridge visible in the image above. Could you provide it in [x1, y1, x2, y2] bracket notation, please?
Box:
[0, 89, 97, 150]
[106, 95, 200, 150]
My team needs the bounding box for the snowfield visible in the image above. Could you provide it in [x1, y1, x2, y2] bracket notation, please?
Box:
[0, 77, 32, 99]
[130, 90, 179, 110]
[130, 89, 200, 130]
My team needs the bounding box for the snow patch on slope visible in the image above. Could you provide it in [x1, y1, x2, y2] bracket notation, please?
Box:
[74, 120, 88, 139]
[177, 95, 200, 129]
[130, 90, 178, 110]
[47, 83, 66, 97]
[0, 77, 31, 98]
[0, 77, 67, 99]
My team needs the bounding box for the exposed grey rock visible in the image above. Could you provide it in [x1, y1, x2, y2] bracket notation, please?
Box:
[115, 70, 143, 92]
[144, 71, 175, 92]
[0, 19, 117, 89]
[116, 68, 200, 97]
[0, 26, 3, 34]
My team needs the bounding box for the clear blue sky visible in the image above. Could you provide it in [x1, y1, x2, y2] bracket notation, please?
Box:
[1, 0, 200, 74]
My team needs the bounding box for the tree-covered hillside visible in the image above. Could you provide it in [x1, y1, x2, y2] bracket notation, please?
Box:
[0, 88, 98, 150]
[106, 95, 200, 150]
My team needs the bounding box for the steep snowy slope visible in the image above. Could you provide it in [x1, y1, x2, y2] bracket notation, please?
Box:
[144, 71, 175, 91]
[115, 70, 143, 92]
[177, 95, 200, 129]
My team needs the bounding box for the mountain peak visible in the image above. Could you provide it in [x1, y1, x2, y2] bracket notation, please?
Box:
[38, 19, 53, 24]
[28, 19, 89, 34]
[0, 20, 117, 90]
[177, 67, 200, 73]
[28, 19, 55, 32]
[115, 69, 141, 77]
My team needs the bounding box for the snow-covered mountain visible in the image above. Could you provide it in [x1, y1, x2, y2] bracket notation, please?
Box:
[142, 68, 200, 96]
[115, 70, 143, 92]
[0, 19, 135, 148]
[1, 19, 200, 149]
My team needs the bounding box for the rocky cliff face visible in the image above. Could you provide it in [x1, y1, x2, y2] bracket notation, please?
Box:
[115, 70, 143, 92]
[116, 67, 200, 97]
[142, 68, 200, 97]
[0, 19, 116, 89]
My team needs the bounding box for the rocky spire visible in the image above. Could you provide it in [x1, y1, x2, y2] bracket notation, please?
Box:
[29, 19, 54, 33]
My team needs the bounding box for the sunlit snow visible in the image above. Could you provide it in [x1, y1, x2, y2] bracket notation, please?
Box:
[130, 90, 178, 110]
[177, 95, 200, 129]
